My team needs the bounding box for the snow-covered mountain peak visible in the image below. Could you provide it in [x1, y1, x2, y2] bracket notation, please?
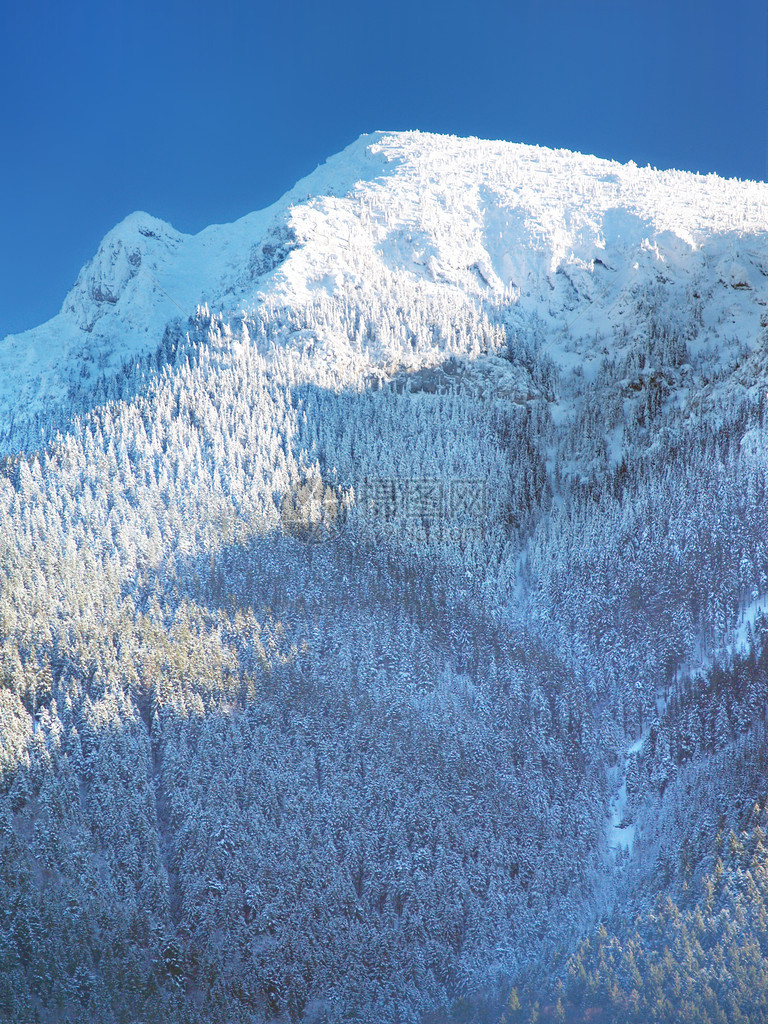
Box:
[3, 130, 768, 447]
[63, 212, 185, 332]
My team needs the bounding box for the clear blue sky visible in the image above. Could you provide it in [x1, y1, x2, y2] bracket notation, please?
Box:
[1, 0, 766, 337]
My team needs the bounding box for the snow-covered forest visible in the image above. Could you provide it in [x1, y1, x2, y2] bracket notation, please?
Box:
[2, 131, 768, 1023]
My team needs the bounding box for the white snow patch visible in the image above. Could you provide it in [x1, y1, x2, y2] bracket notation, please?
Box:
[607, 772, 636, 857]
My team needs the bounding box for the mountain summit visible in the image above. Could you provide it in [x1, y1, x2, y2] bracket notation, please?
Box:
[3, 130, 767, 445]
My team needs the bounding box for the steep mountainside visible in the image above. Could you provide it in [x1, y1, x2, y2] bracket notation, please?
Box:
[2, 131, 768, 1024]
[4, 130, 768, 447]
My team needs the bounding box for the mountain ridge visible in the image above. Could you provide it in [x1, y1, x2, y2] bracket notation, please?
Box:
[4, 130, 768, 448]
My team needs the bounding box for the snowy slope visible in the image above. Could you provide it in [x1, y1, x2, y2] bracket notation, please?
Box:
[3, 130, 768, 444]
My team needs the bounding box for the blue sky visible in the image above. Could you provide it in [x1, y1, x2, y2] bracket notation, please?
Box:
[1, 0, 766, 337]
